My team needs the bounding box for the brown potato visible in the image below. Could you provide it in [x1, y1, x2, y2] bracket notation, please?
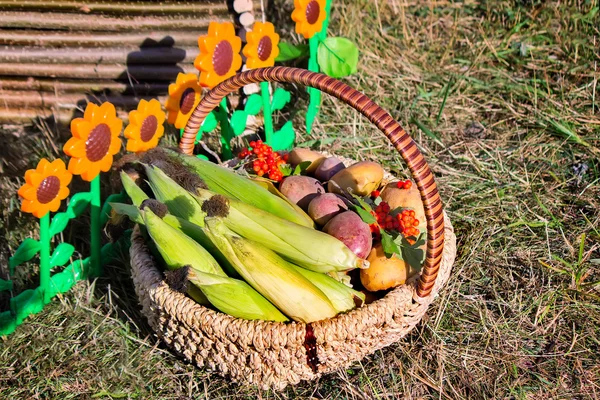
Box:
[287, 148, 325, 173]
[323, 211, 372, 259]
[279, 176, 325, 210]
[360, 244, 412, 292]
[328, 161, 384, 196]
[307, 193, 348, 226]
[380, 182, 426, 230]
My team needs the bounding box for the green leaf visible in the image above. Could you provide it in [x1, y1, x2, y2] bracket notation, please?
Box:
[200, 111, 219, 132]
[381, 230, 401, 258]
[317, 37, 359, 78]
[293, 161, 312, 176]
[9, 238, 41, 270]
[354, 206, 376, 224]
[397, 232, 426, 271]
[270, 121, 296, 151]
[350, 193, 373, 213]
[275, 42, 309, 62]
[245, 94, 263, 115]
[50, 243, 75, 268]
[0, 278, 12, 292]
[271, 88, 291, 112]
[230, 110, 248, 136]
[279, 164, 293, 177]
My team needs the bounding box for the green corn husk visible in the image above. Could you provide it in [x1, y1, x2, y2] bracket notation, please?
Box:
[183, 267, 288, 322]
[143, 208, 225, 276]
[111, 202, 238, 277]
[145, 165, 206, 227]
[164, 148, 313, 228]
[121, 171, 149, 206]
[204, 219, 338, 323]
[292, 266, 365, 313]
[195, 189, 367, 273]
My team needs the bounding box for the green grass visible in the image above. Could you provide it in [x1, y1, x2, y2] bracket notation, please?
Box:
[1, 0, 599, 398]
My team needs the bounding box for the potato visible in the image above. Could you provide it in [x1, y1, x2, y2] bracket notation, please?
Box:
[307, 193, 348, 226]
[360, 244, 413, 292]
[323, 211, 372, 259]
[279, 175, 325, 210]
[328, 161, 384, 196]
[314, 157, 345, 182]
[380, 182, 426, 230]
[287, 148, 326, 173]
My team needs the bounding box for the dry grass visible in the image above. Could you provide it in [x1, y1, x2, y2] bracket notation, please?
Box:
[1, 0, 599, 399]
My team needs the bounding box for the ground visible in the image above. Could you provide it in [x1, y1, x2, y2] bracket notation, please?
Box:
[1, 0, 599, 399]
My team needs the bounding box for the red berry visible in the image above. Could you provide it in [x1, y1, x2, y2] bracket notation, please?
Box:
[371, 189, 381, 198]
[405, 180, 412, 189]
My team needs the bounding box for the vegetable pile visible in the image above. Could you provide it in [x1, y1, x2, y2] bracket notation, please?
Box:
[110, 144, 426, 323]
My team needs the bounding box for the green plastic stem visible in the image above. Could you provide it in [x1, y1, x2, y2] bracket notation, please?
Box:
[305, 0, 332, 134]
[90, 175, 101, 278]
[217, 98, 233, 160]
[260, 82, 274, 144]
[39, 213, 51, 303]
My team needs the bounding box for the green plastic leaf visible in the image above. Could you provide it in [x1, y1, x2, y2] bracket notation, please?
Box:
[245, 94, 263, 115]
[317, 37, 359, 78]
[275, 42, 309, 62]
[230, 110, 248, 136]
[0, 278, 12, 292]
[100, 192, 128, 227]
[67, 192, 93, 218]
[50, 243, 75, 268]
[201, 111, 219, 132]
[271, 88, 291, 112]
[9, 238, 41, 270]
[381, 230, 401, 258]
[270, 121, 295, 151]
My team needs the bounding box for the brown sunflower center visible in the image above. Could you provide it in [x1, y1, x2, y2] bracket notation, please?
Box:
[140, 115, 158, 142]
[213, 40, 233, 76]
[36, 176, 60, 204]
[306, 1, 320, 24]
[257, 36, 273, 61]
[179, 88, 196, 115]
[86, 123, 111, 162]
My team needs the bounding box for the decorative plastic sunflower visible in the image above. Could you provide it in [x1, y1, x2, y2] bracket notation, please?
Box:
[165, 72, 202, 129]
[63, 102, 123, 182]
[124, 99, 166, 153]
[291, 0, 327, 39]
[18, 158, 72, 218]
[195, 22, 242, 88]
[243, 22, 280, 69]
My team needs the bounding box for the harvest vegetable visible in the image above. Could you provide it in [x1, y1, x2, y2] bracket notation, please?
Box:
[314, 157, 345, 182]
[307, 193, 348, 226]
[360, 244, 414, 291]
[328, 161, 384, 196]
[323, 211, 372, 259]
[287, 148, 326, 173]
[204, 219, 338, 323]
[380, 181, 426, 230]
[279, 175, 325, 210]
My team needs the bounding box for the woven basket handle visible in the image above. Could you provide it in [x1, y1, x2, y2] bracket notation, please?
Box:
[180, 67, 445, 299]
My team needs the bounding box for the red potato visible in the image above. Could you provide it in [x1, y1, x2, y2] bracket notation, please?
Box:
[279, 175, 325, 210]
[323, 211, 372, 259]
[314, 157, 345, 182]
[307, 193, 348, 226]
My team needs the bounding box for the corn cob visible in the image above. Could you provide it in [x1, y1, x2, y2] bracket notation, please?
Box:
[111, 202, 238, 277]
[145, 165, 206, 227]
[292, 266, 365, 313]
[163, 148, 314, 228]
[143, 208, 225, 276]
[203, 219, 338, 323]
[196, 189, 367, 272]
[120, 171, 149, 206]
[179, 266, 288, 322]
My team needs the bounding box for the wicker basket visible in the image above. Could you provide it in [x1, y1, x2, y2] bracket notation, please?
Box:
[129, 67, 457, 390]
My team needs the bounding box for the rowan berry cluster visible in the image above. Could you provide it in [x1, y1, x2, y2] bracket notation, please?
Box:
[238, 140, 289, 182]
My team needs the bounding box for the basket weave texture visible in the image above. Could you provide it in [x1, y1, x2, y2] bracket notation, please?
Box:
[129, 209, 455, 390]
